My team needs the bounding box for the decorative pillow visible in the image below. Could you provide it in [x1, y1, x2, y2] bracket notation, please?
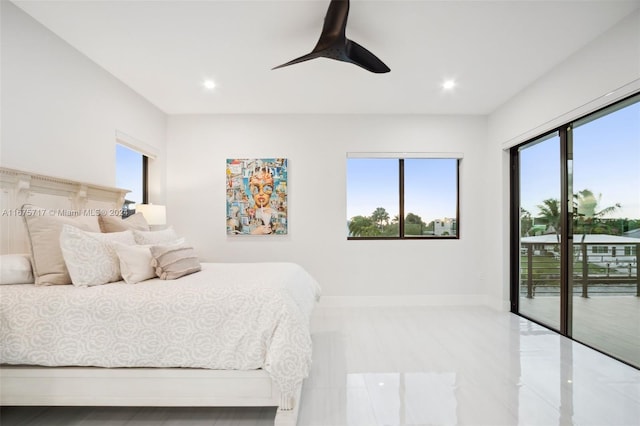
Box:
[0, 254, 34, 285]
[22, 205, 100, 286]
[133, 226, 180, 245]
[99, 212, 150, 233]
[112, 238, 186, 284]
[150, 242, 201, 280]
[111, 242, 156, 284]
[59, 225, 136, 287]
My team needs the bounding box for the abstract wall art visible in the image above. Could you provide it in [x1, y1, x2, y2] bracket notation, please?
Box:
[226, 158, 288, 235]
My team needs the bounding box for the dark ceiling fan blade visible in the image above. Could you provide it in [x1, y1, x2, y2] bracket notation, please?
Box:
[313, 0, 349, 51]
[272, 0, 390, 74]
[345, 39, 390, 73]
[272, 52, 323, 70]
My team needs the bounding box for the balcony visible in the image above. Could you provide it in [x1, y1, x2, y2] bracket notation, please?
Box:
[519, 237, 639, 368]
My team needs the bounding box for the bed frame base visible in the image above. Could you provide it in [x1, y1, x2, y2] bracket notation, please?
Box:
[0, 366, 301, 426]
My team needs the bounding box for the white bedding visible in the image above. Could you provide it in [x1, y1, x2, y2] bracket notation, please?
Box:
[0, 262, 321, 399]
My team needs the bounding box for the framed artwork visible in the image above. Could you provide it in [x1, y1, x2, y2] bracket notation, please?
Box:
[226, 158, 288, 235]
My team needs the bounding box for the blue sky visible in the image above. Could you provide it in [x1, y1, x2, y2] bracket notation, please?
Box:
[115, 144, 143, 204]
[347, 158, 457, 223]
[520, 99, 639, 219]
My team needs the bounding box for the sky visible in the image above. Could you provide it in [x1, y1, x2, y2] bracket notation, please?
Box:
[347, 158, 457, 223]
[115, 144, 143, 204]
[520, 98, 640, 219]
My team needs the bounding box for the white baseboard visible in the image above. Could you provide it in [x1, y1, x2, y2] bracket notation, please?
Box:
[318, 294, 491, 308]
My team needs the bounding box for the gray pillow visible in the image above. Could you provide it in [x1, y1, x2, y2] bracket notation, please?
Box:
[150, 242, 201, 280]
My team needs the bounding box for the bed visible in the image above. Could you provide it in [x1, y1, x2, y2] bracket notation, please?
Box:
[0, 167, 320, 426]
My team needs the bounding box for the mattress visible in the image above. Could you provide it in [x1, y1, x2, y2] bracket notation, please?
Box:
[0, 262, 321, 398]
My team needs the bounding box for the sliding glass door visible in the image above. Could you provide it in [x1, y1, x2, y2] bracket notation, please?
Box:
[516, 132, 562, 331]
[570, 98, 640, 367]
[512, 93, 640, 368]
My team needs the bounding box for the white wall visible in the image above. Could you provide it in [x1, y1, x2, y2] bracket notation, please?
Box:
[0, 1, 167, 200]
[167, 114, 490, 305]
[485, 10, 640, 310]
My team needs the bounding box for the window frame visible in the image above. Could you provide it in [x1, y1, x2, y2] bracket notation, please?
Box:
[116, 143, 149, 217]
[347, 154, 461, 241]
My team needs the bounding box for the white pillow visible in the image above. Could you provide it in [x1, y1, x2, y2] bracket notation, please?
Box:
[133, 226, 180, 245]
[0, 254, 34, 285]
[59, 225, 136, 287]
[111, 242, 156, 284]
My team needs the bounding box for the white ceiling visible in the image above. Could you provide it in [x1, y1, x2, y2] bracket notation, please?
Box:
[13, 0, 640, 115]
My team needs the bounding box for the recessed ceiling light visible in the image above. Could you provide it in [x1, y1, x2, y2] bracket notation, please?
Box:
[442, 79, 456, 90]
[203, 79, 216, 90]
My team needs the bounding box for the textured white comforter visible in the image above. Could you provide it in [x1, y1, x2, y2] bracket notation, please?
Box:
[0, 262, 321, 398]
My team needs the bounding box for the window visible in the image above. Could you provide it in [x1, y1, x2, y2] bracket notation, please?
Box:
[116, 144, 148, 217]
[591, 246, 608, 254]
[347, 155, 460, 239]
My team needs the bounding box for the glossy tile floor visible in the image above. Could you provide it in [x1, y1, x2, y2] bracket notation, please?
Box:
[519, 295, 640, 367]
[2, 306, 639, 425]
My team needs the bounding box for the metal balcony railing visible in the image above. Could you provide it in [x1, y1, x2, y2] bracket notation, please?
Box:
[519, 242, 639, 298]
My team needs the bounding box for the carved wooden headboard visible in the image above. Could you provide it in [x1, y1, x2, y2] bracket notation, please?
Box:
[0, 167, 129, 254]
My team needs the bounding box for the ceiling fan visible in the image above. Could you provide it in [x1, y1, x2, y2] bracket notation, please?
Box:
[272, 0, 390, 74]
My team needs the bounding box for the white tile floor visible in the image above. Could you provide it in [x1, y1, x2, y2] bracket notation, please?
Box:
[2, 305, 639, 425]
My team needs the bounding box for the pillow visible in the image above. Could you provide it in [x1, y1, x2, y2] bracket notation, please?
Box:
[133, 226, 180, 245]
[22, 205, 100, 286]
[112, 238, 187, 284]
[0, 254, 34, 285]
[99, 212, 150, 233]
[111, 242, 155, 284]
[150, 242, 201, 280]
[59, 225, 136, 287]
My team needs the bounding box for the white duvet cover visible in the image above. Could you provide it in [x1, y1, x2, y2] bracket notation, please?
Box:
[0, 262, 321, 399]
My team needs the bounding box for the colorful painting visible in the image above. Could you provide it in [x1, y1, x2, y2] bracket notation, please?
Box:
[226, 158, 288, 235]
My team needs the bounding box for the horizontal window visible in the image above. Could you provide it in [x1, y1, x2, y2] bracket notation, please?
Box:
[347, 156, 459, 239]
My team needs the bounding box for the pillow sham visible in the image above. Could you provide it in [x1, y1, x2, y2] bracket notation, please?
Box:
[99, 212, 150, 233]
[0, 254, 34, 285]
[111, 242, 155, 284]
[22, 205, 100, 286]
[150, 242, 201, 280]
[60, 225, 136, 287]
[133, 226, 179, 245]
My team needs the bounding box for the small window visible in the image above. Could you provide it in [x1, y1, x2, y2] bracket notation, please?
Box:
[116, 144, 147, 217]
[347, 156, 459, 239]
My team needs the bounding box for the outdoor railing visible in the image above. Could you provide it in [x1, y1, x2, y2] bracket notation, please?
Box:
[520, 242, 639, 298]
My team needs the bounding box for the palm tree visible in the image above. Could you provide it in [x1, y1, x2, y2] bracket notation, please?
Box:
[371, 207, 390, 230]
[536, 198, 561, 234]
[574, 189, 621, 240]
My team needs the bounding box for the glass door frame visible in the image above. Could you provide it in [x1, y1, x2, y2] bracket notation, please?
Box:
[509, 127, 572, 335]
[509, 91, 640, 365]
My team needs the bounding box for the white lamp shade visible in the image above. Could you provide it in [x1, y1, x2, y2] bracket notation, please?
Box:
[135, 204, 166, 226]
